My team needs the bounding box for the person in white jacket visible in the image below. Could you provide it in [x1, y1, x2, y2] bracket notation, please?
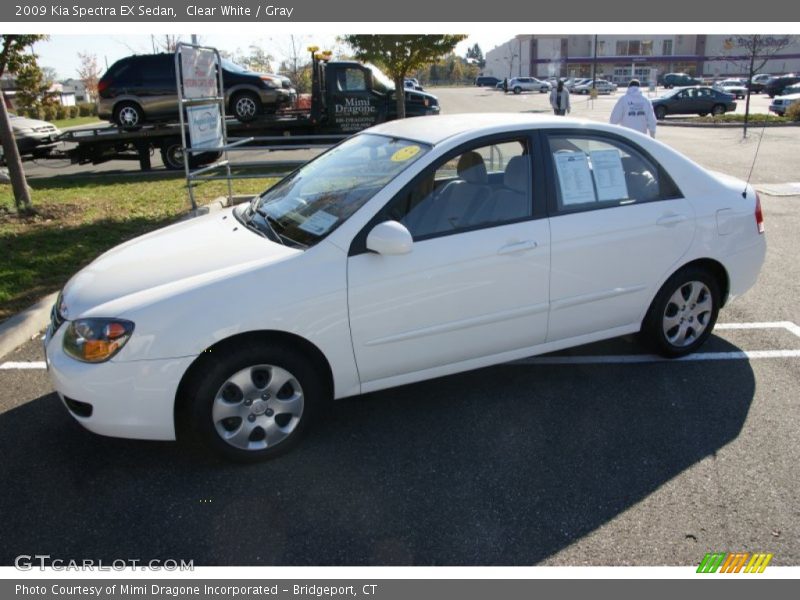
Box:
[549, 80, 570, 115]
[609, 79, 657, 137]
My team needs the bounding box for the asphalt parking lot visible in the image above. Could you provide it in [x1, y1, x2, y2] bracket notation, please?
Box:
[1, 87, 798, 566]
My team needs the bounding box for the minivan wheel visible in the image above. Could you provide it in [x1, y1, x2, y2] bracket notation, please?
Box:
[642, 267, 720, 358]
[232, 92, 261, 122]
[513, 86, 521, 94]
[185, 343, 321, 462]
[114, 102, 144, 130]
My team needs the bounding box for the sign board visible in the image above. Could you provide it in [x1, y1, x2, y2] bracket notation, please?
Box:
[186, 103, 223, 149]
[180, 46, 218, 99]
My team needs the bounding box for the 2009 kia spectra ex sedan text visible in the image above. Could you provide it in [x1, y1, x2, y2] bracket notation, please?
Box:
[45, 113, 766, 461]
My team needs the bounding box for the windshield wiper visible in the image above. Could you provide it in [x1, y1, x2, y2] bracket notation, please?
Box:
[255, 208, 286, 245]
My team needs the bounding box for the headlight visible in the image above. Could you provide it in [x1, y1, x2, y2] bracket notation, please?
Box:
[260, 75, 280, 89]
[63, 318, 135, 363]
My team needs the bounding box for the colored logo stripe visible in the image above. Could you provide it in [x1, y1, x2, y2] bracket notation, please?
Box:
[697, 552, 773, 573]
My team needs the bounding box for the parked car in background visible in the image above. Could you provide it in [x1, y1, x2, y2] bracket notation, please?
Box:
[508, 77, 551, 94]
[45, 113, 765, 461]
[651, 87, 737, 119]
[714, 79, 748, 99]
[748, 73, 772, 93]
[572, 79, 617, 94]
[475, 76, 500, 87]
[97, 53, 295, 128]
[404, 78, 424, 91]
[661, 73, 702, 88]
[765, 74, 800, 98]
[0, 113, 61, 162]
[566, 78, 592, 92]
[769, 91, 800, 116]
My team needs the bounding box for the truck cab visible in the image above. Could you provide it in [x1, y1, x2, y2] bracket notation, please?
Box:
[314, 60, 439, 133]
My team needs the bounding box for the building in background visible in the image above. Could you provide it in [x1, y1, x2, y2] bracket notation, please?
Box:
[483, 35, 800, 84]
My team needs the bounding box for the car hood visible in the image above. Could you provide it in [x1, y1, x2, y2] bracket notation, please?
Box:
[9, 115, 57, 131]
[775, 92, 800, 100]
[61, 207, 300, 318]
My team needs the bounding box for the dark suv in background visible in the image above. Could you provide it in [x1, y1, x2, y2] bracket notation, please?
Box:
[765, 74, 800, 98]
[97, 53, 295, 128]
[660, 73, 702, 88]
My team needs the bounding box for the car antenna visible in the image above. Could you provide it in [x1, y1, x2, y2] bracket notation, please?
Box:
[743, 117, 769, 198]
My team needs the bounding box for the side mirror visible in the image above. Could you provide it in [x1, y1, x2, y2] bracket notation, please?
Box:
[366, 221, 413, 256]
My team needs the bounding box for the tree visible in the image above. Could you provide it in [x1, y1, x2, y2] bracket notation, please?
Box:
[242, 45, 274, 74]
[0, 34, 46, 215]
[721, 35, 796, 137]
[342, 35, 466, 118]
[77, 52, 100, 100]
[466, 43, 485, 68]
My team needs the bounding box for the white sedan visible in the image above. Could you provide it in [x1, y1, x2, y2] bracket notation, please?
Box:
[45, 114, 766, 461]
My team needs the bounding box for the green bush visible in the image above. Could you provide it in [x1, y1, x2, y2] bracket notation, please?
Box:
[55, 105, 68, 120]
[68, 105, 79, 118]
[42, 105, 57, 121]
[786, 102, 800, 122]
[77, 102, 95, 117]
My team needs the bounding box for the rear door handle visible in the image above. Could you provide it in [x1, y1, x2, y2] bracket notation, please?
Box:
[498, 240, 538, 255]
[657, 214, 688, 227]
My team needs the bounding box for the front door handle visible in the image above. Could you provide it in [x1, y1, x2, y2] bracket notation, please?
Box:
[498, 240, 538, 255]
[657, 214, 688, 227]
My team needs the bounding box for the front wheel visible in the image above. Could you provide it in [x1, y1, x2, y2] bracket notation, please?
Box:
[711, 104, 726, 116]
[513, 86, 521, 94]
[655, 106, 667, 120]
[232, 92, 261, 122]
[642, 267, 720, 358]
[184, 343, 323, 462]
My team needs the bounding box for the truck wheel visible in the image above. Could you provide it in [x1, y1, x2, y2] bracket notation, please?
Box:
[160, 142, 185, 170]
[655, 106, 667, 120]
[232, 92, 261, 122]
[114, 102, 144, 130]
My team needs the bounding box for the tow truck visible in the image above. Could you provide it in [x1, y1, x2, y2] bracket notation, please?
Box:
[48, 52, 440, 171]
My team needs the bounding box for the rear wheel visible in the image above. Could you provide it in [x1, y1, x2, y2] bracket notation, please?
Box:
[711, 104, 726, 116]
[184, 343, 323, 462]
[513, 86, 521, 94]
[113, 101, 143, 130]
[642, 266, 720, 358]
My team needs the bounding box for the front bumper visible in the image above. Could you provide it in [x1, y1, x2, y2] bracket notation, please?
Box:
[45, 323, 195, 441]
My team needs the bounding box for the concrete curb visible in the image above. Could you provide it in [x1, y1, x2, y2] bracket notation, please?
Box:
[0, 291, 58, 359]
[659, 120, 800, 128]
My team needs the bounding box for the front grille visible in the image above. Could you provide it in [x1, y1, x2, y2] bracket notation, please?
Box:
[50, 301, 65, 333]
[34, 125, 56, 133]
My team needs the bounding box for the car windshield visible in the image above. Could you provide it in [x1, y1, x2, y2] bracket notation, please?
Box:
[222, 59, 251, 74]
[367, 64, 395, 93]
[248, 133, 430, 247]
[661, 88, 683, 98]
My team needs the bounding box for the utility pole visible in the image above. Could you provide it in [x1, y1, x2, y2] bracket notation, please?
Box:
[592, 35, 598, 90]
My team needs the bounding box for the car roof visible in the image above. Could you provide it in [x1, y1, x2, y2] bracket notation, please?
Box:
[365, 113, 628, 146]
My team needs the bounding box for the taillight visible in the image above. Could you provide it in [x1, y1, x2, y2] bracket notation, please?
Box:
[755, 192, 765, 234]
[97, 78, 110, 94]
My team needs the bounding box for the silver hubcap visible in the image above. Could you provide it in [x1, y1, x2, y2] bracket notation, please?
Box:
[235, 96, 257, 118]
[212, 364, 304, 451]
[662, 281, 713, 347]
[119, 106, 139, 126]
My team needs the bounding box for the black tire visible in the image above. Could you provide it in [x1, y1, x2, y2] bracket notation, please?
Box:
[711, 104, 726, 116]
[513, 86, 521, 94]
[113, 101, 144, 130]
[231, 91, 261, 122]
[655, 106, 667, 120]
[699, 112, 708, 117]
[160, 142, 185, 170]
[641, 266, 721, 358]
[183, 342, 324, 462]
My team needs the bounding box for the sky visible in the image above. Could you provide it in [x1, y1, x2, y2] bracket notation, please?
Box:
[33, 34, 512, 80]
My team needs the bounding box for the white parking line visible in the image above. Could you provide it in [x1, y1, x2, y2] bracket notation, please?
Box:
[1, 322, 798, 370]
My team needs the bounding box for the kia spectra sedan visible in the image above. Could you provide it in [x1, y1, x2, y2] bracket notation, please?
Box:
[45, 113, 766, 461]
